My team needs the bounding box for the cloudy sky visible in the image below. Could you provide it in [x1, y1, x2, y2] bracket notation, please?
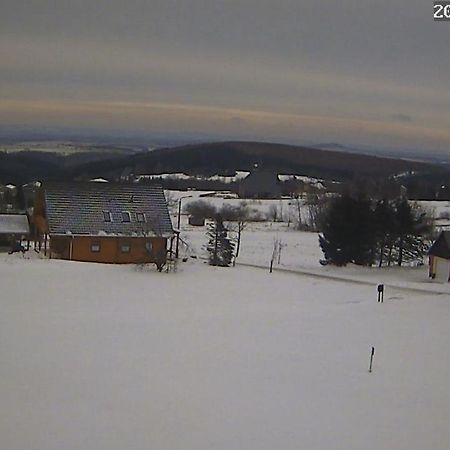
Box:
[1, 0, 449, 153]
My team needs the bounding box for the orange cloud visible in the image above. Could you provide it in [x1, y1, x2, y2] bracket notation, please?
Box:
[1, 99, 449, 152]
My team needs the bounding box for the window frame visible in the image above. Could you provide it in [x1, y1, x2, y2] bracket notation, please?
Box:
[90, 242, 101, 253]
[120, 242, 131, 253]
[102, 210, 112, 222]
[121, 211, 131, 223]
[136, 212, 146, 223]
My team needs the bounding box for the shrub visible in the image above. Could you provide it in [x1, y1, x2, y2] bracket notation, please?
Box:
[184, 200, 217, 219]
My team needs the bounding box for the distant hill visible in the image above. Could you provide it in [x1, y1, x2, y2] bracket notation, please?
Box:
[1, 141, 448, 190]
[71, 141, 448, 182]
[0, 150, 131, 185]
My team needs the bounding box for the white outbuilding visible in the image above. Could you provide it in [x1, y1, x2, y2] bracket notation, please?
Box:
[429, 231, 450, 283]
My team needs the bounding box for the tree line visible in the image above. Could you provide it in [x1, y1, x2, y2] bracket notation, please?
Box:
[187, 194, 433, 269]
[319, 194, 433, 267]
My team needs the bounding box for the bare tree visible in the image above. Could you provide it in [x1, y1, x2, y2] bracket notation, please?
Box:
[184, 200, 217, 219]
[164, 190, 178, 210]
[294, 195, 302, 229]
[233, 205, 249, 263]
[304, 193, 328, 231]
[270, 237, 284, 273]
[137, 212, 167, 272]
[267, 203, 279, 222]
[219, 203, 249, 265]
[278, 199, 284, 222]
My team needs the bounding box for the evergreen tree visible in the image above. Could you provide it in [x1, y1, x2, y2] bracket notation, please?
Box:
[390, 200, 432, 266]
[319, 194, 376, 266]
[373, 199, 395, 267]
[206, 214, 235, 267]
[393, 198, 414, 266]
[319, 194, 432, 268]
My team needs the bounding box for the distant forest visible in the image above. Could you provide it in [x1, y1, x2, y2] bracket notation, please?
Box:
[0, 141, 449, 200]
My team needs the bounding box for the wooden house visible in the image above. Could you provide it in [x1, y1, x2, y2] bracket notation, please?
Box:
[33, 182, 174, 270]
[428, 231, 450, 282]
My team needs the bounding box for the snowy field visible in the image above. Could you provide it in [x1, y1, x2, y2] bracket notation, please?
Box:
[1, 254, 450, 450]
[165, 189, 450, 294]
[179, 218, 450, 295]
[167, 190, 450, 220]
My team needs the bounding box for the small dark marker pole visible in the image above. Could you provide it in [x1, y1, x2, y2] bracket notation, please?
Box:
[377, 284, 384, 303]
[369, 347, 375, 373]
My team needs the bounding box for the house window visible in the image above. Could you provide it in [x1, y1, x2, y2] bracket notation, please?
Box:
[121, 243, 131, 253]
[103, 211, 112, 222]
[91, 242, 101, 253]
[121, 211, 131, 222]
[136, 212, 146, 223]
[145, 241, 153, 253]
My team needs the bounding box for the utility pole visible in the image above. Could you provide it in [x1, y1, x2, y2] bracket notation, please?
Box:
[175, 195, 192, 258]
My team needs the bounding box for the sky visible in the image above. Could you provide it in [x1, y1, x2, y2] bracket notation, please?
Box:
[1, 0, 449, 154]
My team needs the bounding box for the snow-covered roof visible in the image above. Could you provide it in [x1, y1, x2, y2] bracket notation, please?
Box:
[278, 174, 326, 190]
[0, 214, 30, 234]
[43, 182, 174, 238]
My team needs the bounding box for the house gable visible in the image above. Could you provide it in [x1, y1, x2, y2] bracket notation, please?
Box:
[239, 170, 281, 198]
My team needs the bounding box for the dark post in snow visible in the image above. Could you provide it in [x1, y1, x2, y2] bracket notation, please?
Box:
[377, 284, 384, 303]
[269, 239, 280, 273]
[369, 346, 375, 373]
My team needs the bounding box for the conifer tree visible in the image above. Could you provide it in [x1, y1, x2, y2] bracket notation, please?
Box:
[391, 199, 432, 266]
[319, 194, 432, 268]
[206, 214, 235, 267]
[373, 199, 395, 267]
[319, 194, 375, 266]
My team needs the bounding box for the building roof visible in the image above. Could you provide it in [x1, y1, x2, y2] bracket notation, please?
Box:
[239, 170, 281, 198]
[0, 214, 30, 234]
[428, 231, 450, 259]
[43, 182, 174, 237]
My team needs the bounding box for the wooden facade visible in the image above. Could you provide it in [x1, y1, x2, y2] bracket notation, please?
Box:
[50, 235, 168, 265]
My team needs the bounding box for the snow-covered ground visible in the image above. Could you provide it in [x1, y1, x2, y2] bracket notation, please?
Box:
[167, 189, 301, 220]
[166, 189, 450, 293]
[166, 190, 450, 227]
[179, 218, 450, 295]
[1, 191, 449, 448]
[138, 170, 251, 183]
[1, 253, 450, 450]
[138, 172, 327, 189]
